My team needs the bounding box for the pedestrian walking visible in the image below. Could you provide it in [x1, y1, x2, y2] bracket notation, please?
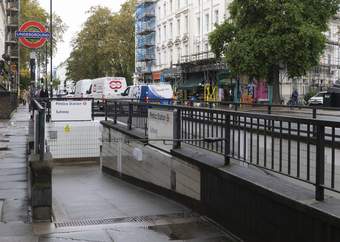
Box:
[292, 89, 299, 105]
[21, 89, 28, 106]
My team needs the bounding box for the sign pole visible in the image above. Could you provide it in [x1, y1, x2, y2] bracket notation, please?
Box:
[50, 0, 53, 98]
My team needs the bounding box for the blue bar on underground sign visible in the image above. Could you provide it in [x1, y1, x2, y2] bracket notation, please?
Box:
[15, 31, 51, 39]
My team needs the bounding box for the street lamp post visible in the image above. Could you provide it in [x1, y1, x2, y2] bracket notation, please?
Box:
[50, 0, 53, 97]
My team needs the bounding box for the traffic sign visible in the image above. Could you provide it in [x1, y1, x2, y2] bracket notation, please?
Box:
[16, 21, 50, 49]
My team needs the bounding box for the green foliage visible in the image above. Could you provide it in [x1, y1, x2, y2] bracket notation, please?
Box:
[52, 78, 60, 88]
[209, 0, 340, 102]
[304, 89, 318, 103]
[66, 0, 136, 84]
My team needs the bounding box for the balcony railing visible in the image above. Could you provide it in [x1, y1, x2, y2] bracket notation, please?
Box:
[181, 51, 216, 64]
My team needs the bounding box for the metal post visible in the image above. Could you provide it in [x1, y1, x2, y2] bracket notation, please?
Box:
[224, 114, 231, 165]
[39, 109, 45, 161]
[45, 99, 50, 122]
[49, 0, 53, 98]
[105, 100, 108, 121]
[268, 105, 272, 114]
[173, 109, 181, 149]
[114, 101, 118, 124]
[315, 124, 325, 201]
[128, 103, 133, 130]
[313, 108, 317, 137]
[91, 99, 94, 120]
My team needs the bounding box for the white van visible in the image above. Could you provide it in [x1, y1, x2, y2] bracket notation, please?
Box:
[89, 77, 127, 100]
[74, 79, 92, 98]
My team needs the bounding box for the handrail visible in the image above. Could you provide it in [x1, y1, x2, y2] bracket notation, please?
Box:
[103, 100, 340, 201]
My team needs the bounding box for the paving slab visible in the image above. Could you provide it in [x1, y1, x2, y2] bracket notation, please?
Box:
[0, 105, 32, 242]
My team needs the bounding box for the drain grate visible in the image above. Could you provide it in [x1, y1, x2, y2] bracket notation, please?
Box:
[0, 146, 9, 151]
[54, 212, 197, 228]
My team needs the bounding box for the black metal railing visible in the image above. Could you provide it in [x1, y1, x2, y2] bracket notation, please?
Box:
[32, 99, 45, 161]
[175, 99, 340, 119]
[104, 100, 340, 201]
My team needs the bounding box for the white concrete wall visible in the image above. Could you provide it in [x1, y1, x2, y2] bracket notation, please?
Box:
[154, 0, 231, 72]
[102, 127, 201, 201]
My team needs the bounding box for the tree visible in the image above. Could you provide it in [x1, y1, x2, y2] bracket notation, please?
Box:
[66, 0, 136, 84]
[209, 0, 340, 103]
[20, 0, 67, 89]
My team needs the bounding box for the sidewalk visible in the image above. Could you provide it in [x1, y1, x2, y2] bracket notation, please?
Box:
[0, 105, 36, 241]
[0, 106, 237, 242]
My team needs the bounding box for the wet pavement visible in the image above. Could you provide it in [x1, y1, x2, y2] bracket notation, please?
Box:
[0, 106, 239, 241]
[37, 165, 238, 242]
[0, 105, 36, 241]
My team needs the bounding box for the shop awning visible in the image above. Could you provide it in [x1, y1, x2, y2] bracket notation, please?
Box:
[178, 79, 203, 90]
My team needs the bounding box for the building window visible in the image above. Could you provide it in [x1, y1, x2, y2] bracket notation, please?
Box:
[214, 10, 219, 25]
[177, 18, 181, 37]
[158, 27, 161, 43]
[164, 25, 167, 41]
[184, 15, 188, 34]
[170, 22, 173, 40]
[204, 14, 210, 33]
[177, 0, 180, 9]
[170, 48, 173, 65]
[163, 50, 166, 66]
[177, 47, 181, 63]
[170, 0, 173, 13]
[164, 2, 166, 16]
[197, 17, 201, 36]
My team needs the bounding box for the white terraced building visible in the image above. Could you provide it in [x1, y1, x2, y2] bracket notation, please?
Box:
[154, 0, 231, 72]
[135, 0, 340, 102]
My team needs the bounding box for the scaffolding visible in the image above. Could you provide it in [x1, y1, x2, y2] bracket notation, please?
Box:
[135, 0, 156, 82]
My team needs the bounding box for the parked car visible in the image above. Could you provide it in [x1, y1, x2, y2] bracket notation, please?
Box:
[88, 77, 127, 100]
[74, 79, 93, 98]
[308, 91, 328, 106]
[121, 84, 174, 104]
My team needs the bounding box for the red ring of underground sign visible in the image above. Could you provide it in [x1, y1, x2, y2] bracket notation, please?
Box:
[19, 21, 48, 49]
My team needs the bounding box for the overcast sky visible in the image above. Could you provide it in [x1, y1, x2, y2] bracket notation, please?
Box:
[37, 0, 127, 67]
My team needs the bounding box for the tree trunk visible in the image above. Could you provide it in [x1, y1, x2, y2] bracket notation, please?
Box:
[269, 65, 281, 104]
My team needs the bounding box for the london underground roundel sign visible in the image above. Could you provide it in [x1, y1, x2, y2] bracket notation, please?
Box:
[16, 21, 50, 49]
